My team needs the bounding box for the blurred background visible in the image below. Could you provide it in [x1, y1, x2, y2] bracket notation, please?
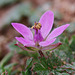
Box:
[0, 0, 75, 74]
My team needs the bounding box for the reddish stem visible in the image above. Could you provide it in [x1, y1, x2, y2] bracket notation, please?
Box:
[38, 50, 45, 57]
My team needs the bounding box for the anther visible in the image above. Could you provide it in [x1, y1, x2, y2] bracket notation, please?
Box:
[31, 22, 41, 30]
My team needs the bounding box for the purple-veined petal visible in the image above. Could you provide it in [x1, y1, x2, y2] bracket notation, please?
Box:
[46, 24, 70, 41]
[41, 42, 62, 51]
[15, 37, 35, 47]
[39, 10, 54, 39]
[11, 23, 33, 40]
[39, 38, 56, 46]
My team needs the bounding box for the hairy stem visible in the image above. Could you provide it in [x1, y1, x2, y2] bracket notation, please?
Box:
[38, 50, 45, 57]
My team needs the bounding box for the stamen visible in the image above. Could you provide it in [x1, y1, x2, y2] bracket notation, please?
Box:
[31, 22, 41, 30]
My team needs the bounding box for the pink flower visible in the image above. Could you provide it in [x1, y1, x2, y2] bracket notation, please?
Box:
[11, 11, 69, 51]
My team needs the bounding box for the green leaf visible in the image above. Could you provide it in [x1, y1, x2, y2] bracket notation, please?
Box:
[69, 35, 75, 51]
[0, 52, 13, 67]
[8, 41, 21, 51]
[5, 63, 17, 69]
[21, 71, 25, 75]
[26, 58, 33, 69]
[34, 63, 47, 71]
[18, 50, 29, 56]
[38, 57, 48, 69]
[0, 63, 17, 74]
[62, 73, 69, 75]
[11, 70, 19, 75]
[56, 72, 69, 75]
[25, 69, 31, 75]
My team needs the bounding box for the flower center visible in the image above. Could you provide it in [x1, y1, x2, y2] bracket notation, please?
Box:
[31, 22, 44, 44]
[31, 22, 42, 30]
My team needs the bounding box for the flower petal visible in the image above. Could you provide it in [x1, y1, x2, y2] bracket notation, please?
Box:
[15, 37, 35, 47]
[39, 38, 56, 46]
[39, 10, 54, 39]
[46, 24, 70, 40]
[11, 23, 33, 40]
[41, 42, 62, 51]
